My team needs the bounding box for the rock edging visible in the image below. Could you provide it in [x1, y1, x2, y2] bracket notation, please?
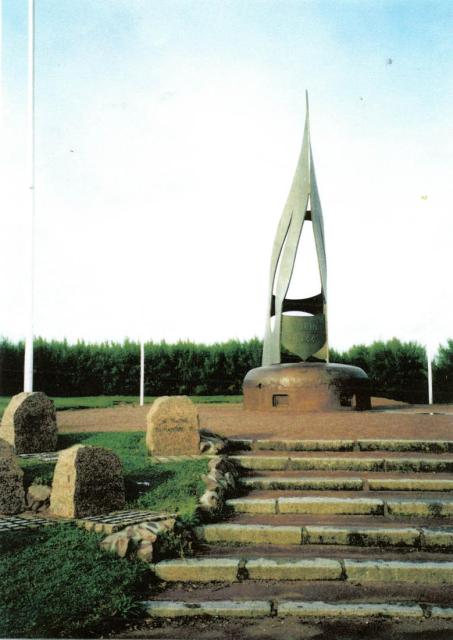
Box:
[198, 455, 240, 518]
[100, 517, 178, 562]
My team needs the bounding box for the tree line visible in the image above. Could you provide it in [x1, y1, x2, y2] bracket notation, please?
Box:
[0, 337, 452, 403]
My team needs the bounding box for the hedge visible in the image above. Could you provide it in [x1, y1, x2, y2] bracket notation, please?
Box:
[330, 338, 428, 404]
[1, 336, 452, 403]
[0, 337, 262, 397]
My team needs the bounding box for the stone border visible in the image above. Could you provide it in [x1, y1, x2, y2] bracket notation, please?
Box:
[231, 455, 453, 473]
[143, 599, 453, 620]
[150, 556, 453, 584]
[196, 523, 453, 550]
[231, 439, 453, 453]
[77, 510, 177, 534]
[225, 495, 453, 518]
[197, 456, 240, 518]
[144, 600, 272, 618]
[241, 475, 453, 492]
[241, 476, 365, 491]
[100, 517, 177, 562]
[0, 514, 57, 532]
[199, 429, 229, 455]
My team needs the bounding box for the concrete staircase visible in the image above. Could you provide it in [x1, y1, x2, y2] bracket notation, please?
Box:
[146, 439, 453, 621]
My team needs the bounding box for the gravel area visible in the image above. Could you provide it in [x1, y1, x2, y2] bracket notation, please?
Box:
[57, 399, 453, 440]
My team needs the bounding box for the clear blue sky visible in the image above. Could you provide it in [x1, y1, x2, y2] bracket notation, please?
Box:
[1, 0, 452, 353]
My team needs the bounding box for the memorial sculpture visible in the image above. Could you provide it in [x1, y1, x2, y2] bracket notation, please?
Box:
[243, 94, 371, 411]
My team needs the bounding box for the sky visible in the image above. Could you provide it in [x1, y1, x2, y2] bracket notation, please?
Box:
[1, 0, 452, 354]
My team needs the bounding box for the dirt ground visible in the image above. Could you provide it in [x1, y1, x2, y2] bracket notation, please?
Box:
[57, 399, 453, 440]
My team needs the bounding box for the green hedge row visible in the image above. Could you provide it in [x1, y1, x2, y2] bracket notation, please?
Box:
[330, 339, 428, 404]
[332, 338, 453, 404]
[1, 337, 452, 403]
[0, 337, 262, 397]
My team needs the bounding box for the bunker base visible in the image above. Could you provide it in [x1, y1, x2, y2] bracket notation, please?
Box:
[243, 362, 371, 412]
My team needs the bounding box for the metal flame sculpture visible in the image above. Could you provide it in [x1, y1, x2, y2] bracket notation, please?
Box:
[262, 93, 328, 366]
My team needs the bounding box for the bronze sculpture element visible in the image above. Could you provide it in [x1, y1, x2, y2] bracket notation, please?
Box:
[243, 94, 371, 412]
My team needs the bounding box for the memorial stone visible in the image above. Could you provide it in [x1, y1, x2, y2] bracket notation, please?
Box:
[146, 396, 200, 456]
[50, 445, 125, 518]
[0, 438, 25, 514]
[0, 392, 57, 454]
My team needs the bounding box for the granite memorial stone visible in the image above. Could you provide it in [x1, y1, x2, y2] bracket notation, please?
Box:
[50, 445, 125, 518]
[146, 396, 200, 456]
[0, 438, 26, 514]
[0, 392, 58, 454]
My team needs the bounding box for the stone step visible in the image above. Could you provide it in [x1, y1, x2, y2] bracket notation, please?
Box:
[227, 496, 384, 515]
[240, 489, 453, 501]
[247, 468, 453, 479]
[230, 438, 453, 453]
[143, 599, 453, 620]
[228, 512, 453, 526]
[195, 523, 453, 549]
[240, 476, 365, 490]
[144, 599, 271, 618]
[200, 543, 452, 560]
[233, 450, 453, 459]
[276, 601, 453, 619]
[231, 454, 453, 473]
[240, 476, 453, 492]
[371, 478, 453, 491]
[151, 556, 453, 584]
[226, 495, 453, 517]
[146, 577, 453, 606]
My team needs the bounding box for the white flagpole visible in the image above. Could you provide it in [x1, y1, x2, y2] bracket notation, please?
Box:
[427, 347, 433, 406]
[0, 0, 2, 125]
[139, 339, 145, 406]
[23, 0, 35, 392]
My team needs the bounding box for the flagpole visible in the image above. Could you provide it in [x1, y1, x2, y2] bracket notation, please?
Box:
[0, 0, 3, 126]
[139, 339, 145, 406]
[427, 347, 433, 406]
[23, 0, 35, 392]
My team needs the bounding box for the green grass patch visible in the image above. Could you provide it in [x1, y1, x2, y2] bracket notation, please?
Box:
[10, 433, 209, 637]
[20, 459, 56, 488]
[0, 396, 9, 417]
[19, 431, 208, 520]
[0, 394, 242, 418]
[0, 523, 150, 638]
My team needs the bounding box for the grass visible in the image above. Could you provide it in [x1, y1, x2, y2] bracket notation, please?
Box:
[5, 432, 207, 638]
[2, 421, 211, 638]
[19, 431, 208, 520]
[0, 523, 150, 638]
[6, 433, 209, 637]
[0, 394, 242, 418]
